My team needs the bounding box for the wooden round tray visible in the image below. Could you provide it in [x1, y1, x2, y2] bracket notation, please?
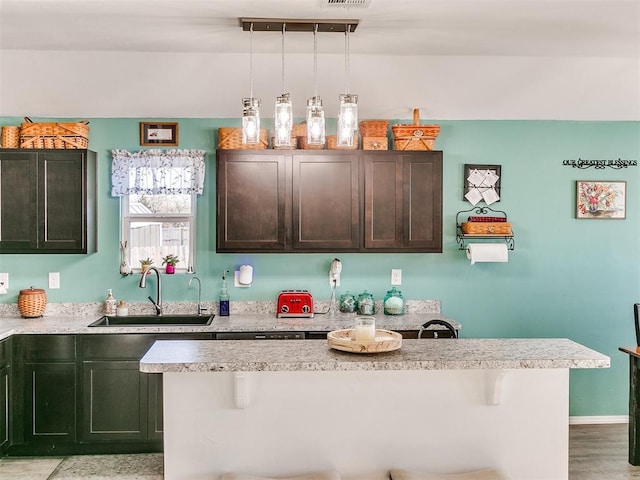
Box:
[327, 328, 402, 354]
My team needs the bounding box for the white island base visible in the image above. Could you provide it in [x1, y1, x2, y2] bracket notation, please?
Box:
[162, 368, 568, 479]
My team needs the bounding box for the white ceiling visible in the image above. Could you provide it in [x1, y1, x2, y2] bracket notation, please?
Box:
[1, 0, 639, 58]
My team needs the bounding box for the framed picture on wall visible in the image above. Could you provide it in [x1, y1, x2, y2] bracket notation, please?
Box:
[140, 122, 179, 146]
[463, 164, 502, 205]
[576, 180, 626, 219]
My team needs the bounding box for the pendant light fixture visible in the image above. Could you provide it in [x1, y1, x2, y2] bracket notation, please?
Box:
[242, 22, 261, 145]
[337, 24, 358, 146]
[274, 23, 293, 148]
[306, 23, 326, 146]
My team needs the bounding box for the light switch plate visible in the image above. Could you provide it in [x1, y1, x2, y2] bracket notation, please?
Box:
[0, 273, 8, 294]
[49, 272, 60, 289]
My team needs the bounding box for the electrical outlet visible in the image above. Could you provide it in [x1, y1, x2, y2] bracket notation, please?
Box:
[0, 273, 8, 294]
[391, 268, 402, 286]
[49, 272, 60, 289]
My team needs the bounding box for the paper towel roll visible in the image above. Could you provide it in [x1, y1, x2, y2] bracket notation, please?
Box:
[466, 243, 509, 265]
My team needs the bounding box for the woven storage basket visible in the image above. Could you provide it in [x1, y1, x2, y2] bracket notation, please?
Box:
[461, 222, 512, 235]
[1, 126, 20, 148]
[298, 136, 325, 150]
[327, 135, 358, 150]
[218, 128, 269, 149]
[18, 287, 47, 318]
[359, 120, 389, 138]
[362, 136, 388, 151]
[392, 109, 440, 151]
[19, 117, 89, 149]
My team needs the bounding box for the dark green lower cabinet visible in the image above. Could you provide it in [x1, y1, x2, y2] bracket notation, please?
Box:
[82, 360, 148, 442]
[25, 362, 77, 445]
[0, 337, 11, 454]
[148, 373, 163, 440]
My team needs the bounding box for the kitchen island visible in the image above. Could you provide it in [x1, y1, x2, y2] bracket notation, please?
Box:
[141, 337, 609, 480]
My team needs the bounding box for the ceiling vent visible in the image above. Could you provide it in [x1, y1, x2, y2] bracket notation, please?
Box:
[322, 0, 371, 8]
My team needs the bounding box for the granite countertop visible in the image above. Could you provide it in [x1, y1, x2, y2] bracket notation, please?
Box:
[0, 299, 455, 341]
[140, 338, 610, 373]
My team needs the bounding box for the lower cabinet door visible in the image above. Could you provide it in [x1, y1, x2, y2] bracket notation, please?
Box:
[25, 362, 77, 446]
[147, 373, 163, 440]
[0, 364, 10, 452]
[82, 360, 148, 442]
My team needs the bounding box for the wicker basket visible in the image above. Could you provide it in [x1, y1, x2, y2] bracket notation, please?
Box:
[218, 128, 269, 149]
[359, 120, 389, 138]
[392, 109, 439, 151]
[327, 135, 358, 150]
[19, 117, 89, 149]
[362, 137, 388, 151]
[298, 136, 325, 150]
[461, 222, 512, 235]
[1, 126, 20, 148]
[18, 287, 47, 318]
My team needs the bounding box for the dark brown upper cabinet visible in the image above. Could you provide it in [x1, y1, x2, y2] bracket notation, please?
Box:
[216, 149, 442, 253]
[0, 149, 96, 254]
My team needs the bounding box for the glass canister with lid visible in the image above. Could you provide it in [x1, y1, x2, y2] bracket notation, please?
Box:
[383, 287, 405, 315]
[339, 291, 357, 313]
[357, 290, 375, 315]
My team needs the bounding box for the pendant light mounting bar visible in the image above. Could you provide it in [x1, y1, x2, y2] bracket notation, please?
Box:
[241, 18, 358, 33]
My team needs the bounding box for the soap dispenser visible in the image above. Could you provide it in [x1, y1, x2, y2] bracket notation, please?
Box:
[104, 289, 117, 315]
[219, 270, 230, 317]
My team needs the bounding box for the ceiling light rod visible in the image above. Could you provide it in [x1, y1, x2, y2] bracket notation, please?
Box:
[240, 18, 358, 33]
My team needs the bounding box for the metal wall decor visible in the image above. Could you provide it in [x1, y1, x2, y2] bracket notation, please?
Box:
[563, 158, 637, 169]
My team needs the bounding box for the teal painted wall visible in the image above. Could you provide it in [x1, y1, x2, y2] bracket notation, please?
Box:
[1, 116, 639, 417]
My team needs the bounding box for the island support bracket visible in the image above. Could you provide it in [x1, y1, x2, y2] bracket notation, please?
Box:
[486, 369, 507, 406]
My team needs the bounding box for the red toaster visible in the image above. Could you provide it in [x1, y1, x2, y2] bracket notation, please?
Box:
[277, 290, 314, 318]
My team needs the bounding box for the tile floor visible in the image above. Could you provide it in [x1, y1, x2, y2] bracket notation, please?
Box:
[3, 424, 640, 479]
[0, 453, 163, 480]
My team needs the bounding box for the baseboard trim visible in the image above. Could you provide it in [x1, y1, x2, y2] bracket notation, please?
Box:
[569, 415, 629, 425]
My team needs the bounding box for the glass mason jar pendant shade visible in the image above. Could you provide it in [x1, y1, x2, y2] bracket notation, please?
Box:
[274, 94, 293, 147]
[306, 96, 325, 145]
[337, 93, 358, 146]
[242, 97, 261, 144]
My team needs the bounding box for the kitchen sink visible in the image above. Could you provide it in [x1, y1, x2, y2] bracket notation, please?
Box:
[88, 314, 215, 327]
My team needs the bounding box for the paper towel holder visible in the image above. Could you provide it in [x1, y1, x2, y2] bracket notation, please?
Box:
[456, 206, 515, 251]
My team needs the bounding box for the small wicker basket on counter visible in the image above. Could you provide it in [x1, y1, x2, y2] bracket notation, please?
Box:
[18, 287, 47, 318]
[392, 109, 440, 151]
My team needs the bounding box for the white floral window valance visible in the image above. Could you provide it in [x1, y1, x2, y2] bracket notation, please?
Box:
[111, 149, 206, 196]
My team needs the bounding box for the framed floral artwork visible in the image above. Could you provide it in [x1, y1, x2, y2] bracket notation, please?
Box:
[140, 122, 179, 146]
[576, 180, 626, 219]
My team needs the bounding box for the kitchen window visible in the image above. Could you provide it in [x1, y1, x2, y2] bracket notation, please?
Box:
[111, 149, 206, 272]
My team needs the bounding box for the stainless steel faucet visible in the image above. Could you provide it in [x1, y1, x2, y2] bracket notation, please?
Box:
[139, 266, 162, 315]
[188, 276, 207, 316]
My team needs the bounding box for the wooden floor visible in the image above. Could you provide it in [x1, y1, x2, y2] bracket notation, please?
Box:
[569, 423, 640, 479]
[1, 424, 640, 479]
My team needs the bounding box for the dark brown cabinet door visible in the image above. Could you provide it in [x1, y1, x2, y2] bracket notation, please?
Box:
[0, 151, 38, 251]
[0, 149, 96, 254]
[363, 151, 442, 252]
[217, 151, 287, 252]
[292, 153, 360, 251]
[39, 151, 86, 251]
